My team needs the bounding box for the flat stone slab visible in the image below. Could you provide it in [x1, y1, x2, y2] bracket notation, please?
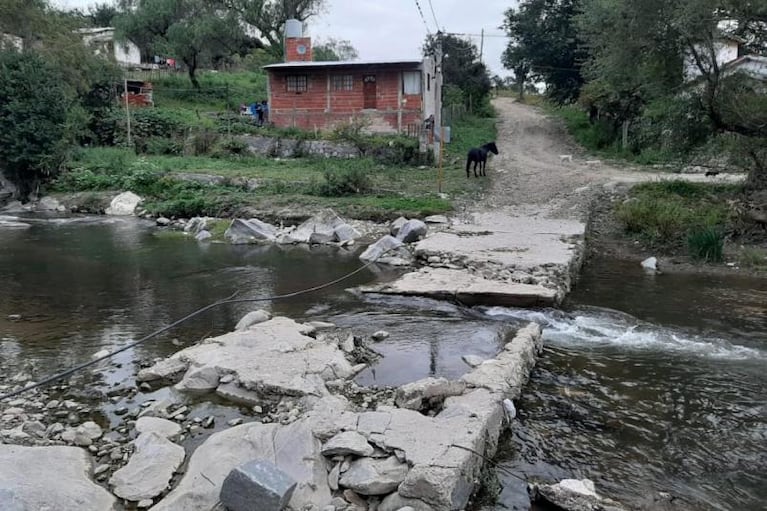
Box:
[360, 267, 558, 307]
[415, 212, 584, 270]
[0, 444, 116, 510]
[110, 432, 185, 501]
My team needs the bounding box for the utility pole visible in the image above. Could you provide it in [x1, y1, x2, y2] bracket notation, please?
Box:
[479, 28, 484, 63]
[124, 78, 132, 147]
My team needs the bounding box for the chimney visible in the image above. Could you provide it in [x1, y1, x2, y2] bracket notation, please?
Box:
[284, 19, 312, 62]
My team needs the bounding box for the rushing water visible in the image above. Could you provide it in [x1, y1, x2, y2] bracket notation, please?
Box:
[1, 218, 766, 510]
[487, 259, 767, 511]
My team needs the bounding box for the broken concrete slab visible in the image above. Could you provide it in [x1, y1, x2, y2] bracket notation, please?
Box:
[286, 209, 346, 244]
[321, 431, 374, 457]
[359, 267, 558, 307]
[175, 365, 220, 392]
[528, 479, 628, 511]
[338, 456, 409, 495]
[109, 432, 185, 502]
[225, 218, 278, 244]
[136, 357, 188, 383]
[134, 417, 181, 439]
[220, 459, 297, 511]
[235, 309, 272, 331]
[359, 235, 411, 266]
[141, 317, 354, 399]
[0, 444, 116, 511]
[394, 377, 465, 410]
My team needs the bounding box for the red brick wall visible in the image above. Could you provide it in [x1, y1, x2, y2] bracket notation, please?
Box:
[285, 38, 312, 62]
[268, 68, 423, 134]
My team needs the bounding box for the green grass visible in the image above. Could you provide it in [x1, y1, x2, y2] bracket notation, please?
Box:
[615, 181, 739, 260]
[146, 70, 268, 112]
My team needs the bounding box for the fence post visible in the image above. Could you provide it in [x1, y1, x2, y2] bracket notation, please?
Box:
[124, 78, 132, 147]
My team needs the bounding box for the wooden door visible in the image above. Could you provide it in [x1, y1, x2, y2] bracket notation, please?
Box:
[363, 75, 377, 109]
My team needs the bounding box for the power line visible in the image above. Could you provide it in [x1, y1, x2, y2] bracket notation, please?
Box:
[427, 0, 441, 32]
[445, 31, 509, 38]
[413, 0, 432, 34]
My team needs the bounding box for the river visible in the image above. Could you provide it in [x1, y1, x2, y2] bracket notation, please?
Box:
[1, 217, 765, 510]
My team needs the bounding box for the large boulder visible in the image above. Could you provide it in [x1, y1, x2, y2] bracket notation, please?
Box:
[0, 444, 116, 510]
[359, 235, 412, 266]
[338, 456, 409, 495]
[152, 419, 331, 510]
[225, 218, 278, 244]
[286, 209, 346, 244]
[333, 223, 361, 243]
[105, 191, 142, 216]
[109, 432, 185, 502]
[220, 460, 297, 511]
[396, 219, 428, 243]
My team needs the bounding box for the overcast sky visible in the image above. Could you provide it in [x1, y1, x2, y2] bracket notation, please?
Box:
[52, 0, 515, 76]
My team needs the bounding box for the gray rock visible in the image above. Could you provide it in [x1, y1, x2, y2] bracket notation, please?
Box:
[228, 418, 244, 427]
[216, 383, 261, 406]
[195, 230, 212, 241]
[175, 365, 220, 392]
[309, 230, 336, 244]
[235, 309, 272, 331]
[328, 462, 340, 491]
[395, 378, 466, 410]
[0, 445, 116, 510]
[528, 478, 628, 511]
[184, 217, 210, 234]
[220, 459, 297, 511]
[378, 493, 435, 511]
[371, 330, 390, 341]
[396, 219, 427, 243]
[321, 431, 374, 457]
[338, 456, 409, 495]
[37, 196, 66, 212]
[286, 209, 346, 244]
[61, 421, 102, 446]
[105, 191, 142, 216]
[21, 420, 46, 438]
[423, 215, 448, 224]
[156, 217, 171, 226]
[461, 355, 485, 368]
[109, 432, 185, 501]
[389, 216, 408, 236]
[225, 218, 278, 244]
[135, 417, 181, 439]
[359, 235, 410, 265]
[641, 256, 658, 273]
[334, 223, 362, 243]
[136, 357, 188, 382]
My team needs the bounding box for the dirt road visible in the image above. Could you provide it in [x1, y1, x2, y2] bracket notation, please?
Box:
[481, 98, 740, 220]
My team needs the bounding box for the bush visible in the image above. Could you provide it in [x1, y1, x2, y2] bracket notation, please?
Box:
[688, 227, 724, 262]
[145, 137, 184, 156]
[185, 130, 220, 156]
[0, 51, 75, 199]
[316, 167, 372, 197]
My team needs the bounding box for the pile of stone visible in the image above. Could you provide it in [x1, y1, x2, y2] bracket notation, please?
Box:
[358, 216, 432, 266]
[221, 209, 363, 247]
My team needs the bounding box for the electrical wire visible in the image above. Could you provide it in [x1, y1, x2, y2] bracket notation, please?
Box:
[414, 0, 433, 34]
[427, 0, 441, 33]
[0, 248, 394, 402]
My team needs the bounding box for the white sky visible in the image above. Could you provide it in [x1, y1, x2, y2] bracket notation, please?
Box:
[52, 0, 515, 77]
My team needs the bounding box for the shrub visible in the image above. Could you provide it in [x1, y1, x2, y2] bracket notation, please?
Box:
[185, 130, 220, 156]
[688, 227, 724, 262]
[316, 167, 372, 197]
[145, 137, 184, 156]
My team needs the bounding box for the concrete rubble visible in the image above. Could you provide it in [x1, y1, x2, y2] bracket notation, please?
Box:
[528, 478, 628, 511]
[0, 311, 553, 511]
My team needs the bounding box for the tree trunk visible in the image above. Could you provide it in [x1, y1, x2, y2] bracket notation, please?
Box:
[746, 150, 767, 191]
[188, 65, 200, 89]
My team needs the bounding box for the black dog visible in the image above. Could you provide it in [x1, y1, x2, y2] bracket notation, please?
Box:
[466, 142, 499, 178]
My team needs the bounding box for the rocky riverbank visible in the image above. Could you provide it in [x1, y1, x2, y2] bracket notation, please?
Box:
[0, 310, 545, 511]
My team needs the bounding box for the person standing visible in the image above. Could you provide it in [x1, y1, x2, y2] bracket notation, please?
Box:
[259, 100, 268, 126]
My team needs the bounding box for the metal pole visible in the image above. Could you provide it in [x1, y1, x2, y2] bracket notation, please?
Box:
[438, 126, 444, 193]
[124, 78, 132, 147]
[479, 28, 484, 63]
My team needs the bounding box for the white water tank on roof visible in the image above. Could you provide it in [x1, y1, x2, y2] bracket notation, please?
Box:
[285, 19, 303, 38]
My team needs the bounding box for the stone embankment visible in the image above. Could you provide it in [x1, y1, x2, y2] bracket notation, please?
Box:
[0, 312, 543, 511]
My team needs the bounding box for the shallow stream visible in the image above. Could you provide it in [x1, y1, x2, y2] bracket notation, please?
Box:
[1, 218, 765, 510]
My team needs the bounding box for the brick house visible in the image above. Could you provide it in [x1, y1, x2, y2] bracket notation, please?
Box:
[264, 21, 441, 138]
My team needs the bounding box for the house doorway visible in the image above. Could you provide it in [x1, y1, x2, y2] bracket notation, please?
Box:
[363, 75, 377, 109]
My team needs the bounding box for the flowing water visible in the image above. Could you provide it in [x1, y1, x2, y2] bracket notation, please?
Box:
[1, 218, 765, 510]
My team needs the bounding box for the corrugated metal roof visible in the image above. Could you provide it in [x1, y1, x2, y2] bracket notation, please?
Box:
[263, 59, 422, 70]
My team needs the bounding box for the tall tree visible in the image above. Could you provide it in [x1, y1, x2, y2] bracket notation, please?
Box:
[223, 0, 326, 60]
[0, 51, 75, 200]
[423, 33, 491, 111]
[502, 0, 586, 103]
[313, 38, 358, 61]
[116, 0, 246, 88]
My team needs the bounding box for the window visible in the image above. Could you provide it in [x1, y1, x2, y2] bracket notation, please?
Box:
[332, 74, 354, 91]
[286, 75, 308, 92]
[402, 71, 422, 95]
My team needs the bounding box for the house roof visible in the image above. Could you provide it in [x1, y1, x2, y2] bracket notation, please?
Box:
[722, 54, 767, 78]
[263, 59, 423, 71]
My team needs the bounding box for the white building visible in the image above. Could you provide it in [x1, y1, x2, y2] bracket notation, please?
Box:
[684, 36, 744, 80]
[77, 27, 141, 67]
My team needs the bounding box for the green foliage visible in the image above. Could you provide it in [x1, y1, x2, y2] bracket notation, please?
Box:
[313, 38, 358, 61]
[0, 50, 75, 198]
[502, 0, 586, 103]
[615, 181, 734, 246]
[316, 167, 373, 197]
[687, 227, 724, 262]
[423, 33, 491, 113]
